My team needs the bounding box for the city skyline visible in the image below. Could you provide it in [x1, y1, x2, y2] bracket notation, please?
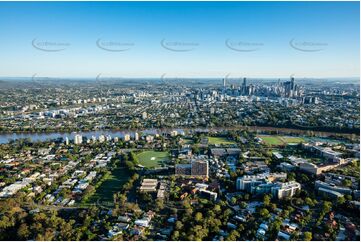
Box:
[0, 1, 359, 78]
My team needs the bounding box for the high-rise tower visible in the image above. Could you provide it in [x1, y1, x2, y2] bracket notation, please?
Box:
[241, 77, 247, 95]
[290, 76, 295, 90]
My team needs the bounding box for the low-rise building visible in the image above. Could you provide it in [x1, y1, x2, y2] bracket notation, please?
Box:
[315, 180, 352, 195]
[318, 187, 344, 200]
[271, 181, 301, 199]
[199, 189, 218, 201]
[175, 164, 191, 175]
[140, 179, 158, 192]
[278, 162, 296, 171]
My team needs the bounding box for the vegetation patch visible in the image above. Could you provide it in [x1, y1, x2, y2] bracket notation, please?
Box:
[207, 136, 236, 145]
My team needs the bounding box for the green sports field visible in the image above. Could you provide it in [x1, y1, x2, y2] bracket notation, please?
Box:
[86, 167, 130, 204]
[207, 136, 236, 145]
[136, 151, 169, 168]
[258, 135, 305, 146]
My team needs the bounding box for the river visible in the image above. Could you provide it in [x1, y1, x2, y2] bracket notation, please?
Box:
[0, 126, 356, 144]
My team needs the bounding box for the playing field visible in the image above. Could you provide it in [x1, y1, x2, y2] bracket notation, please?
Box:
[136, 151, 169, 168]
[208, 136, 236, 145]
[258, 135, 305, 146]
[86, 166, 130, 204]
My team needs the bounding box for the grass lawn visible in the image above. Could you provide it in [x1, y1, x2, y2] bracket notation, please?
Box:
[208, 136, 236, 145]
[137, 151, 169, 168]
[258, 135, 305, 146]
[182, 138, 194, 144]
[281, 136, 305, 144]
[86, 167, 130, 204]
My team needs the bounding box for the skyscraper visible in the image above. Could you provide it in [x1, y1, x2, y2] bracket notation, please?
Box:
[290, 76, 295, 90]
[249, 84, 255, 96]
[283, 76, 299, 98]
[241, 77, 247, 95]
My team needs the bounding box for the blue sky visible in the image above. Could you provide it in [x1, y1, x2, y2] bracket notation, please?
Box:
[0, 1, 359, 78]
